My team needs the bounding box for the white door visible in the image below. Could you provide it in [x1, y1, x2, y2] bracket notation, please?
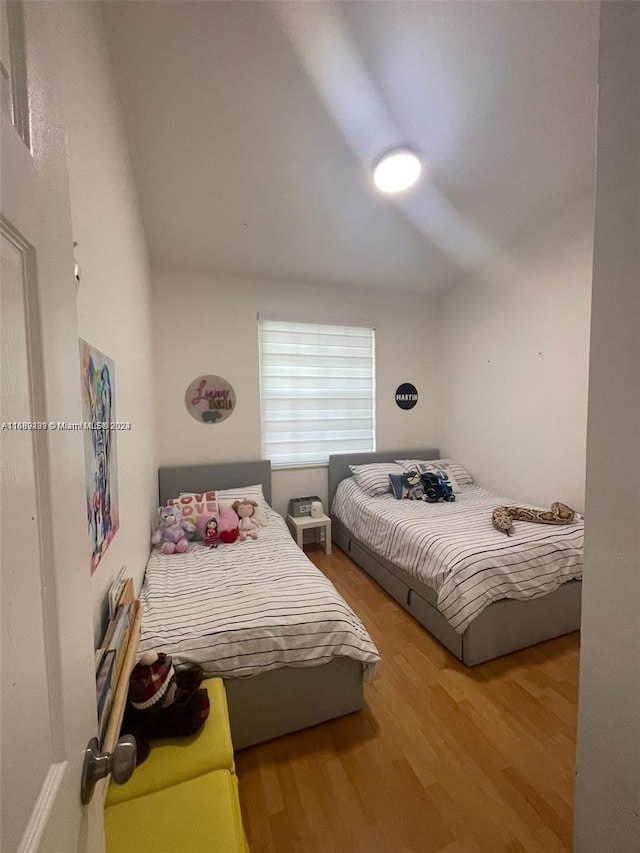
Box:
[1, 2, 105, 851]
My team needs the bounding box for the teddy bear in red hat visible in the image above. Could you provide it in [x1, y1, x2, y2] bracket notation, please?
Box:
[122, 650, 210, 764]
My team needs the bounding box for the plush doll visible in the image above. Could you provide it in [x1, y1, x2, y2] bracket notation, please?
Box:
[402, 469, 426, 501]
[233, 499, 259, 541]
[151, 505, 196, 554]
[204, 517, 218, 548]
[438, 476, 456, 502]
[218, 506, 240, 544]
[121, 651, 210, 765]
[196, 513, 219, 548]
[421, 473, 456, 503]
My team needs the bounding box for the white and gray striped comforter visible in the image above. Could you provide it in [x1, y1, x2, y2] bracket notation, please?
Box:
[332, 478, 583, 633]
[139, 507, 380, 680]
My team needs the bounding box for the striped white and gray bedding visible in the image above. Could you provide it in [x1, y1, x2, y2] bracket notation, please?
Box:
[331, 478, 583, 633]
[139, 507, 380, 680]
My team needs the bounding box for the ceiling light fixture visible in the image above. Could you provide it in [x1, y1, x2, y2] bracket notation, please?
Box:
[373, 147, 422, 194]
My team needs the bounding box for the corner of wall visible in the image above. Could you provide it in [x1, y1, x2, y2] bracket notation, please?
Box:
[433, 194, 595, 511]
[55, 1, 157, 644]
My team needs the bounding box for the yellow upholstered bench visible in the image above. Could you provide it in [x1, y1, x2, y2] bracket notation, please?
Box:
[105, 769, 248, 853]
[106, 678, 234, 806]
[105, 678, 248, 852]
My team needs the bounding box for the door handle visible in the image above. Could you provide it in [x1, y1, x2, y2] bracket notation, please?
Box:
[80, 735, 136, 804]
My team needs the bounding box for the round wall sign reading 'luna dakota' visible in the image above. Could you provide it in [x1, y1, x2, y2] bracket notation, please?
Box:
[185, 375, 236, 424]
[395, 383, 419, 410]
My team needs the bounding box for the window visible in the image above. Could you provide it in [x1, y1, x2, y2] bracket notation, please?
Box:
[259, 319, 375, 467]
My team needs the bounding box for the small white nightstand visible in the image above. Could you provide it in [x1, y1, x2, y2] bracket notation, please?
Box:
[286, 513, 332, 555]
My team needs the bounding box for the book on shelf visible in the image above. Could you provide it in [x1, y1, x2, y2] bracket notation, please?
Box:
[96, 573, 142, 749]
[111, 606, 133, 686]
[94, 647, 106, 674]
[102, 601, 134, 687]
[103, 601, 130, 646]
[96, 648, 116, 743]
[98, 686, 114, 745]
[108, 565, 128, 620]
[118, 577, 135, 607]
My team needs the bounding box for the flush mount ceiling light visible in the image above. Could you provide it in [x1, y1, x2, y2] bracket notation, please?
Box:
[373, 147, 422, 194]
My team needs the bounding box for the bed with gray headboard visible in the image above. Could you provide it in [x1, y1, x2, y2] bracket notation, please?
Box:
[328, 449, 582, 666]
[155, 459, 367, 750]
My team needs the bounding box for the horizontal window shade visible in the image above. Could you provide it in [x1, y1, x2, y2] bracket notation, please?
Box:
[263, 419, 374, 433]
[259, 320, 375, 466]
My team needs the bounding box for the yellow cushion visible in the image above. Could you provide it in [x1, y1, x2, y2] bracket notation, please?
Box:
[105, 770, 247, 853]
[229, 772, 251, 853]
[106, 677, 234, 806]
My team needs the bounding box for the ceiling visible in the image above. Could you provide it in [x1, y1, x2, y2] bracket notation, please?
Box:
[102, 1, 599, 293]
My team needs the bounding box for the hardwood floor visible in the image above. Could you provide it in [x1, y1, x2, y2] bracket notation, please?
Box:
[235, 545, 580, 853]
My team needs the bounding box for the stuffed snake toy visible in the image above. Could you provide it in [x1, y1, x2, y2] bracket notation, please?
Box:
[492, 502, 576, 536]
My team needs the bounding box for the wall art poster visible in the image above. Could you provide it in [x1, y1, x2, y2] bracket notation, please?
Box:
[185, 375, 236, 424]
[80, 339, 119, 574]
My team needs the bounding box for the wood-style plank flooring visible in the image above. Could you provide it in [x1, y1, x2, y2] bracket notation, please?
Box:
[235, 545, 580, 853]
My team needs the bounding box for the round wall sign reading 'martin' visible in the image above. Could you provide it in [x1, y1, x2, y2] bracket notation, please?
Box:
[395, 383, 418, 410]
[185, 375, 236, 424]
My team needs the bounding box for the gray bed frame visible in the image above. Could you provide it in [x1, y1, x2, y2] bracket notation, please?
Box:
[158, 460, 364, 750]
[328, 449, 581, 666]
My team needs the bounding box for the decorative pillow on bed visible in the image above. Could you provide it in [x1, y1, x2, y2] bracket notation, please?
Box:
[167, 491, 218, 526]
[388, 470, 424, 500]
[388, 473, 407, 500]
[349, 463, 406, 496]
[396, 459, 473, 490]
[442, 460, 474, 487]
[169, 485, 267, 526]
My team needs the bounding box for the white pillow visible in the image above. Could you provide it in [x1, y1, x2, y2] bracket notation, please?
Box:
[349, 463, 406, 496]
[441, 460, 475, 487]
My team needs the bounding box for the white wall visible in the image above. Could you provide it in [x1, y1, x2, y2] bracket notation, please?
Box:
[574, 3, 640, 850]
[152, 270, 437, 515]
[56, 3, 157, 641]
[434, 194, 595, 512]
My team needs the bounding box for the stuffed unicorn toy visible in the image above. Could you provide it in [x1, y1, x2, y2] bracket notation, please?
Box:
[152, 506, 196, 554]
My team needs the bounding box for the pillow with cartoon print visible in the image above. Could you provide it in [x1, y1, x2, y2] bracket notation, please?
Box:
[396, 460, 462, 493]
[389, 469, 425, 500]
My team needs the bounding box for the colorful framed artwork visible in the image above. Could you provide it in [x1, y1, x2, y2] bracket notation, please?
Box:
[80, 339, 119, 574]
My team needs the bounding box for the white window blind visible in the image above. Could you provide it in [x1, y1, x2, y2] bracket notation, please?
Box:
[259, 319, 375, 467]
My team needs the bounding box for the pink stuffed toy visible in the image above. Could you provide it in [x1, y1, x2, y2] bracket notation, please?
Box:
[218, 507, 239, 544]
[232, 499, 259, 541]
[152, 506, 196, 554]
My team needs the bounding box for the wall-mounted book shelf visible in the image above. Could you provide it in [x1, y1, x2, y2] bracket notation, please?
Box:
[101, 599, 143, 755]
[94, 573, 144, 803]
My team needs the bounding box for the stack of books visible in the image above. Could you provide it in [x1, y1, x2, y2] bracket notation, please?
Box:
[95, 570, 136, 743]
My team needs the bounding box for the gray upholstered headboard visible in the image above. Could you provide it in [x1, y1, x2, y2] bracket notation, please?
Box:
[328, 448, 440, 505]
[158, 460, 272, 506]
